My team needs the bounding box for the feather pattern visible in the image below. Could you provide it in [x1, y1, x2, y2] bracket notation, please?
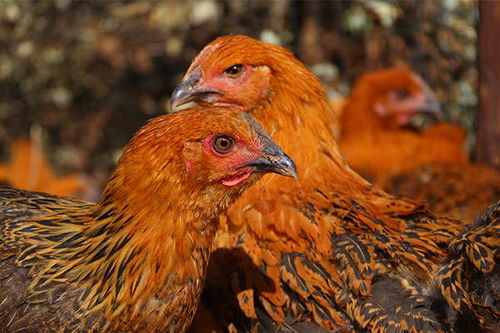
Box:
[434, 201, 499, 332]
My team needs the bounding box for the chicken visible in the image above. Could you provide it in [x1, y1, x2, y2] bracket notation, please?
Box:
[337, 68, 500, 221]
[0, 139, 94, 200]
[170, 35, 496, 332]
[338, 68, 468, 183]
[0, 107, 297, 333]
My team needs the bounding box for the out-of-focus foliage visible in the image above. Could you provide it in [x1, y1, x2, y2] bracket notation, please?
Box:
[0, 0, 477, 191]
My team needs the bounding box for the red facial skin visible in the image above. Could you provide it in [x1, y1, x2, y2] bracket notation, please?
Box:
[183, 62, 272, 110]
[184, 134, 264, 187]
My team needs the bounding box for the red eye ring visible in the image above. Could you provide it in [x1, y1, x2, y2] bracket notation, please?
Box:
[212, 135, 234, 154]
[224, 64, 244, 78]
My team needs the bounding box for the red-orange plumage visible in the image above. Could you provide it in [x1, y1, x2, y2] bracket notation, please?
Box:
[172, 35, 499, 333]
[0, 107, 295, 332]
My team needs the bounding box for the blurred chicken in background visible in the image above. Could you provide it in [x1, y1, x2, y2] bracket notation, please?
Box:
[383, 162, 500, 222]
[338, 67, 468, 183]
[0, 138, 97, 201]
[337, 68, 500, 221]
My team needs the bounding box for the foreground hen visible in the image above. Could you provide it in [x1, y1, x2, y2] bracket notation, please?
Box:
[172, 35, 498, 332]
[0, 107, 297, 332]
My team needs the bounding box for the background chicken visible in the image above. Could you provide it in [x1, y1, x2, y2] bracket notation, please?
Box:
[336, 67, 500, 221]
[338, 68, 468, 183]
[0, 107, 296, 332]
[172, 35, 497, 333]
[0, 138, 96, 200]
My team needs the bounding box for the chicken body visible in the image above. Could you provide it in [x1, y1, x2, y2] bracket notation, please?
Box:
[170, 36, 498, 332]
[383, 162, 500, 222]
[435, 200, 499, 332]
[0, 107, 296, 332]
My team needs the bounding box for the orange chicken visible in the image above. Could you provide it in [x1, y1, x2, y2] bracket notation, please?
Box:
[338, 68, 500, 222]
[339, 68, 468, 184]
[172, 35, 498, 333]
[0, 139, 94, 199]
[0, 107, 296, 332]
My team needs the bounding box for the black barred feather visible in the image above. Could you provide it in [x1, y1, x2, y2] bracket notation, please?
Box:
[332, 234, 374, 296]
[0, 187, 107, 332]
[349, 278, 446, 333]
[434, 201, 500, 332]
[191, 188, 476, 333]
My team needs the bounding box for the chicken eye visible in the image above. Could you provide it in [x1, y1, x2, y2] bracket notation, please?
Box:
[393, 89, 409, 99]
[224, 64, 244, 78]
[212, 135, 235, 154]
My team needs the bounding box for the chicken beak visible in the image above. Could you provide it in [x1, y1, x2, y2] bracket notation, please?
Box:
[407, 92, 443, 130]
[413, 83, 443, 120]
[239, 143, 298, 179]
[170, 72, 224, 110]
[417, 94, 443, 120]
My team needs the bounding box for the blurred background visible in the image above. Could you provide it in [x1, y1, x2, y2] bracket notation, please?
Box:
[0, 0, 486, 199]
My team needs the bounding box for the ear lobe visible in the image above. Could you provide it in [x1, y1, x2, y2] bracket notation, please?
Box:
[374, 103, 388, 116]
[183, 141, 203, 171]
[252, 66, 271, 83]
[254, 65, 271, 75]
[248, 66, 272, 99]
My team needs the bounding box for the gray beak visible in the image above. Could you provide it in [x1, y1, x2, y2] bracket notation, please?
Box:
[239, 148, 298, 179]
[170, 72, 223, 109]
[236, 112, 298, 179]
[418, 95, 443, 119]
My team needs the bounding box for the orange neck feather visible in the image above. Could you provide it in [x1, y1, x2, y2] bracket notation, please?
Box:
[75, 140, 230, 315]
[227, 51, 411, 238]
[253, 52, 350, 175]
